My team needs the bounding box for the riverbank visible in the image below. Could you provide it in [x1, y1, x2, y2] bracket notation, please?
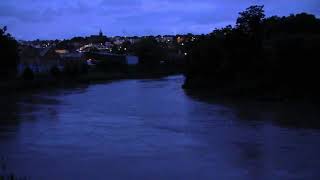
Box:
[182, 78, 320, 103]
[1, 71, 182, 94]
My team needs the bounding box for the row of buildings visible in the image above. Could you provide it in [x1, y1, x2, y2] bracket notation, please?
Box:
[18, 32, 141, 76]
[18, 31, 197, 76]
[18, 45, 140, 76]
[18, 45, 63, 75]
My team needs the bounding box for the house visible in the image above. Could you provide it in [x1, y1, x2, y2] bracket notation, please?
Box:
[86, 59, 98, 66]
[77, 42, 112, 53]
[55, 49, 69, 55]
[127, 37, 141, 44]
[59, 52, 85, 61]
[88, 51, 139, 66]
[18, 45, 62, 75]
[18, 46, 40, 75]
[59, 52, 87, 73]
[113, 39, 125, 46]
[163, 35, 174, 42]
[40, 46, 63, 71]
[105, 41, 113, 49]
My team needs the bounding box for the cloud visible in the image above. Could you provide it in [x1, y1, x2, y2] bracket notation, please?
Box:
[0, 0, 319, 40]
[0, 0, 95, 22]
[0, 3, 52, 22]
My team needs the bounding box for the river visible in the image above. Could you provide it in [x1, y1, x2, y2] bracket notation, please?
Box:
[1, 75, 320, 179]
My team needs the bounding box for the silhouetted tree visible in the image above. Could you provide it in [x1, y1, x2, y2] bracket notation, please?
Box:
[236, 5, 265, 35]
[183, 5, 320, 98]
[133, 37, 165, 68]
[0, 26, 19, 80]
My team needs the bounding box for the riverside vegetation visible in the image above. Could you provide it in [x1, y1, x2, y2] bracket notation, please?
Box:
[183, 5, 320, 100]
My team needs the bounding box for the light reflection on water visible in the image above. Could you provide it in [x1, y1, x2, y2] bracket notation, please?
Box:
[1, 75, 320, 180]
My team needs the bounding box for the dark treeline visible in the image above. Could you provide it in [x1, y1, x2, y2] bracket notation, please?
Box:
[183, 5, 320, 99]
[132, 37, 185, 73]
[0, 27, 19, 81]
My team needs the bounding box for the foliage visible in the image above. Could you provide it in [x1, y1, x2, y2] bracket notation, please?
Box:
[184, 5, 320, 98]
[236, 5, 265, 35]
[133, 37, 165, 67]
[0, 26, 19, 80]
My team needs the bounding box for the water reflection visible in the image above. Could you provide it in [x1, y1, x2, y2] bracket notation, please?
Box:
[185, 90, 320, 129]
[0, 96, 21, 123]
[0, 76, 320, 179]
[185, 89, 320, 179]
[0, 84, 90, 139]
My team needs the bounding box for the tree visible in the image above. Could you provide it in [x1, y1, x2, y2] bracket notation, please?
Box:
[0, 26, 19, 80]
[236, 5, 265, 35]
[183, 5, 320, 98]
[264, 13, 320, 35]
[236, 5, 265, 57]
[133, 37, 165, 67]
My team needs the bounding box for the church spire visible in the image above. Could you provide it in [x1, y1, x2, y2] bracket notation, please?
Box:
[99, 29, 103, 36]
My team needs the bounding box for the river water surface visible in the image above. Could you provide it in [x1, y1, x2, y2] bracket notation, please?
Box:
[1, 76, 320, 179]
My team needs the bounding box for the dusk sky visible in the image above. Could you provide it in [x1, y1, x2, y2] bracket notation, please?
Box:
[0, 0, 319, 40]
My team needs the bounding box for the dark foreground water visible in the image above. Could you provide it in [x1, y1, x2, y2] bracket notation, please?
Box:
[1, 76, 320, 180]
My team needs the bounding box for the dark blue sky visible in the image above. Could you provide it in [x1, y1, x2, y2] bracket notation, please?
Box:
[0, 0, 319, 40]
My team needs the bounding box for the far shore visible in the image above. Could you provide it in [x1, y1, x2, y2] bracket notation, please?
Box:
[0, 71, 182, 95]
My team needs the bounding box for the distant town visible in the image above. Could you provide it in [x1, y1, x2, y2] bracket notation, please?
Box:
[17, 31, 196, 77]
